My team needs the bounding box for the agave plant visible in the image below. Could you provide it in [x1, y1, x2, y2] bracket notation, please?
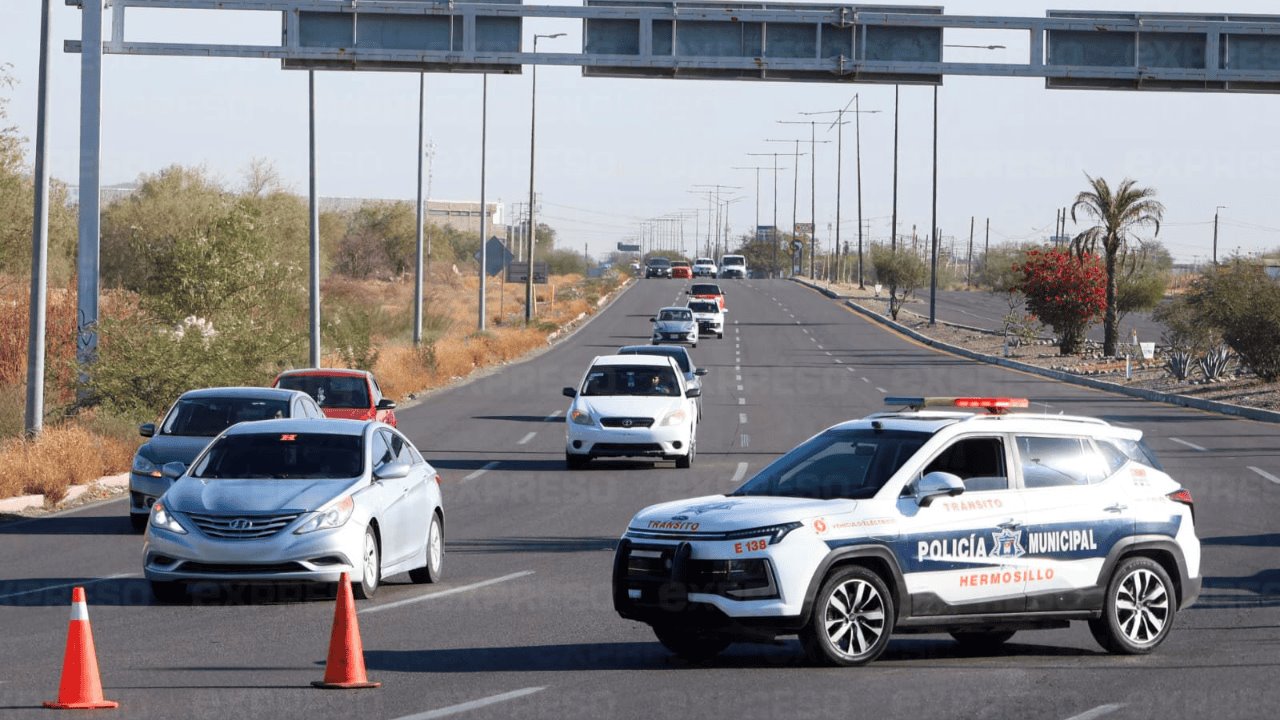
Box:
[1165, 350, 1192, 382]
[1198, 344, 1233, 381]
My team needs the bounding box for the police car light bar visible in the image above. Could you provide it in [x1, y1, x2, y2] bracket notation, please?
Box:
[884, 396, 1029, 413]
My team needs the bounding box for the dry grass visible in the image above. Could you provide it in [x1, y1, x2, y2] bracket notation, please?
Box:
[0, 421, 136, 504]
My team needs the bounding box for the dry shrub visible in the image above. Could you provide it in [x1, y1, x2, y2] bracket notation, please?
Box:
[0, 423, 135, 503]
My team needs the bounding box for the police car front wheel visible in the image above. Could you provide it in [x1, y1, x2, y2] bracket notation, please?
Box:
[1089, 556, 1176, 655]
[800, 565, 895, 666]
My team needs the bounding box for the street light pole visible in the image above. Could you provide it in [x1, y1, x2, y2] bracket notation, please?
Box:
[526, 32, 566, 324]
[802, 95, 880, 287]
[891, 84, 899, 252]
[929, 85, 939, 326]
[479, 74, 489, 331]
[1213, 205, 1227, 264]
[414, 72, 426, 345]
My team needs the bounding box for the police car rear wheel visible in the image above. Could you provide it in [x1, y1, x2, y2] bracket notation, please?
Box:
[949, 630, 1016, 652]
[653, 626, 730, 662]
[801, 566, 894, 666]
[1089, 557, 1175, 655]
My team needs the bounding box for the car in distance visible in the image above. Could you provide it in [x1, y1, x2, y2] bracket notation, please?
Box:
[143, 418, 445, 602]
[687, 282, 726, 312]
[686, 299, 725, 339]
[671, 261, 693, 279]
[562, 355, 700, 469]
[650, 306, 699, 348]
[617, 344, 708, 417]
[719, 254, 748, 279]
[613, 396, 1200, 665]
[645, 257, 673, 279]
[129, 387, 324, 531]
[692, 257, 718, 278]
[273, 368, 397, 428]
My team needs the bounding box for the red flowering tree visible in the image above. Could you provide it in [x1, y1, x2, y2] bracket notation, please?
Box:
[1015, 249, 1106, 355]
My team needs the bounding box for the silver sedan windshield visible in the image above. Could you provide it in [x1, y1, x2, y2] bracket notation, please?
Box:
[191, 433, 364, 479]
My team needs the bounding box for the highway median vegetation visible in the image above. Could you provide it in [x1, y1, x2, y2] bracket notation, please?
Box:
[0, 141, 623, 502]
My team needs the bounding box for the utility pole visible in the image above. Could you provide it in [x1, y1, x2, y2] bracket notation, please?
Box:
[765, 139, 809, 275]
[778, 120, 831, 278]
[967, 215, 975, 288]
[1214, 206, 1227, 264]
[928, 85, 938, 327]
[478, 74, 489, 331]
[748, 151, 799, 276]
[414, 72, 426, 346]
[25, 0, 53, 435]
[693, 184, 741, 259]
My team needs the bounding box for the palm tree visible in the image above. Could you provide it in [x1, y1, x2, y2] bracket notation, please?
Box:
[1070, 176, 1165, 356]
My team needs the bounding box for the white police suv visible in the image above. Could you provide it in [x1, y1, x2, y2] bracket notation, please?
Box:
[612, 397, 1200, 665]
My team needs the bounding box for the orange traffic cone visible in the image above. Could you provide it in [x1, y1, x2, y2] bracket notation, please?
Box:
[44, 587, 119, 709]
[312, 572, 381, 689]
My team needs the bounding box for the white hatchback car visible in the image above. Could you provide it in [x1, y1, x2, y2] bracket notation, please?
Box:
[613, 397, 1200, 665]
[563, 355, 700, 469]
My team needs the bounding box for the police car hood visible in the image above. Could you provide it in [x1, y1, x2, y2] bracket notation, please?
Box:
[631, 494, 854, 534]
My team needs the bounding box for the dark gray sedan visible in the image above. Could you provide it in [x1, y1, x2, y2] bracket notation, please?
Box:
[129, 387, 323, 530]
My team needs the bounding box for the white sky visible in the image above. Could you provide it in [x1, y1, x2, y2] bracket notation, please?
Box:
[3, 1, 1280, 262]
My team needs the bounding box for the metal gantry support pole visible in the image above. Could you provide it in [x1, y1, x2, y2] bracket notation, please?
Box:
[526, 32, 566, 324]
[891, 85, 900, 252]
[479, 74, 489, 331]
[307, 71, 321, 367]
[413, 72, 426, 345]
[75, 0, 103, 390]
[25, 0, 54, 436]
[928, 85, 939, 327]
[855, 95, 866, 288]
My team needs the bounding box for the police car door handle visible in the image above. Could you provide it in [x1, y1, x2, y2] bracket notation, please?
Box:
[1105, 503, 1127, 513]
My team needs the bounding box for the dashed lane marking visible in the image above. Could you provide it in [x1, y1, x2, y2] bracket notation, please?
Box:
[740, 434, 750, 447]
[362, 571, 536, 616]
[545, 410, 562, 420]
[861, 377, 870, 383]
[517, 432, 537, 445]
[739, 413, 748, 424]
[1062, 704, 1125, 720]
[738, 398, 746, 405]
[824, 351, 832, 356]
[833, 358, 841, 363]
[1248, 466, 1280, 485]
[731, 462, 750, 484]
[0, 572, 139, 602]
[1169, 437, 1208, 452]
[876, 387, 888, 394]
[463, 461, 500, 481]
[391, 687, 548, 720]
[735, 374, 742, 382]
[737, 385, 744, 392]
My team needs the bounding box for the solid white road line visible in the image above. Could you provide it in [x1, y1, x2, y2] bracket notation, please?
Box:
[1062, 704, 1125, 720]
[1169, 437, 1208, 452]
[362, 571, 535, 615]
[739, 413, 748, 424]
[463, 461, 500, 481]
[0, 572, 139, 602]
[730, 462, 750, 484]
[393, 687, 547, 720]
[1248, 466, 1280, 485]
[516, 432, 537, 445]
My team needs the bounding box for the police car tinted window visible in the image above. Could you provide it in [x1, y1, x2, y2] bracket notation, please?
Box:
[1016, 436, 1107, 487]
[1095, 440, 1130, 475]
[733, 429, 929, 500]
[1112, 438, 1165, 472]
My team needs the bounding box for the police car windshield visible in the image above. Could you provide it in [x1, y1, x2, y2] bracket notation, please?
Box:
[733, 429, 929, 500]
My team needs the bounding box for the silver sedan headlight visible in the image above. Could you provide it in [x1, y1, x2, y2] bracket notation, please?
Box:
[150, 501, 188, 534]
[294, 496, 355, 535]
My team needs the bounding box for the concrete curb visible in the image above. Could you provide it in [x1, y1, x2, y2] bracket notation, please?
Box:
[790, 278, 1280, 425]
[0, 472, 132, 516]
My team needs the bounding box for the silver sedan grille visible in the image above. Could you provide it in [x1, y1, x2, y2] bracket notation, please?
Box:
[186, 512, 302, 539]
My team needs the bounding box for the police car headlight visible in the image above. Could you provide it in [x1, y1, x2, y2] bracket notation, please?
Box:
[660, 408, 688, 426]
[570, 408, 596, 426]
[149, 501, 188, 535]
[723, 522, 802, 545]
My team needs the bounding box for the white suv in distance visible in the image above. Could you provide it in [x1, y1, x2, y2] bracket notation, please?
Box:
[692, 257, 718, 277]
[719, 254, 747, 279]
[613, 397, 1200, 665]
[687, 299, 725, 339]
[563, 355, 700, 469]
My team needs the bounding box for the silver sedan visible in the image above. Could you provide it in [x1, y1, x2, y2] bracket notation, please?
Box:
[142, 418, 444, 602]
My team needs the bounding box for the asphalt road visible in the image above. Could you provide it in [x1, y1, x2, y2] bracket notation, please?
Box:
[899, 289, 1167, 346]
[1, 278, 1277, 719]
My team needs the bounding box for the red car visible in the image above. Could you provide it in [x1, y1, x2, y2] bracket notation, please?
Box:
[271, 368, 397, 427]
[671, 261, 693, 279]
[687, 282, 726, 312]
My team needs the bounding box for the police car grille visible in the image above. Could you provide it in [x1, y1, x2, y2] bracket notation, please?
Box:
[625, 548, 676, 580]
[187, 513, 301, 539]
[600, 417, 655, 428]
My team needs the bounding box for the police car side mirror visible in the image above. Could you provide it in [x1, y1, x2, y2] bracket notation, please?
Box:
[915, 471, 965, 506]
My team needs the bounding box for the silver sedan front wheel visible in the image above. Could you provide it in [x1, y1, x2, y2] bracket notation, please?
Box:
[409, 513, 444, 584]
[353, 525, 380, 600]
